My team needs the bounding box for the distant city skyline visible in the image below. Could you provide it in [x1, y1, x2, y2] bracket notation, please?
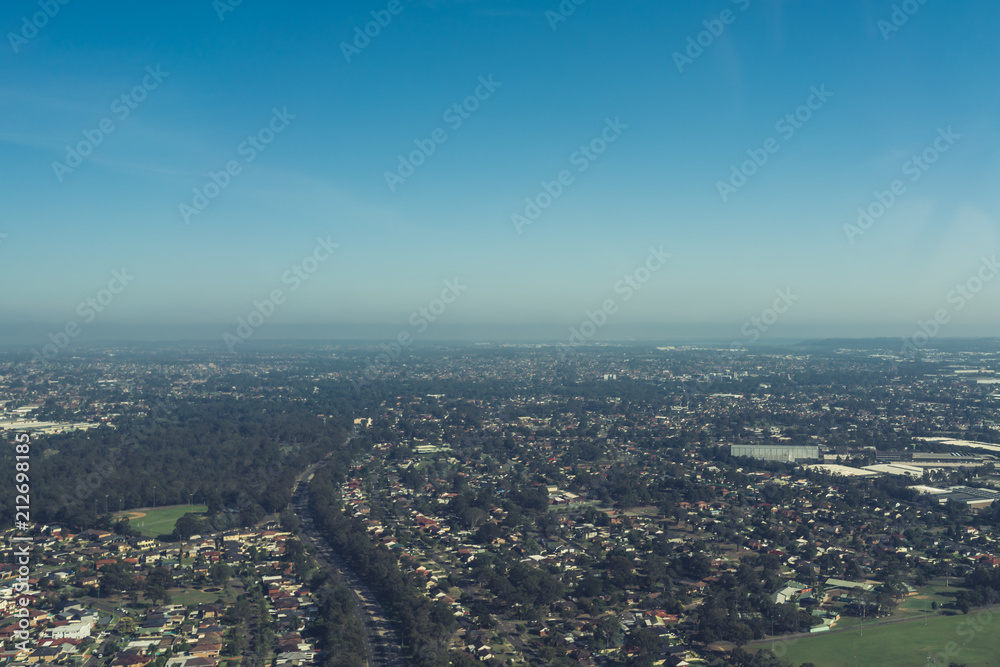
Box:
[2, 1, 999, 347]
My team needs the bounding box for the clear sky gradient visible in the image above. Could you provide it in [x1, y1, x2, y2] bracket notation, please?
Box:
[2, 0, 999, 345]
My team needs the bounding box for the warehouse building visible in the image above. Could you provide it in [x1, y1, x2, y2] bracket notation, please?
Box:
[730, 444, 820, 462]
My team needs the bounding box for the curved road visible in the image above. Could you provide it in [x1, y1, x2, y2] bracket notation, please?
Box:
[291, 462, 406, 667]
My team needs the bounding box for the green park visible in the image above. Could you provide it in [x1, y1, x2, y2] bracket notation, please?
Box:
[116, 504, 208, 538]
[777, 609, 1000, 666]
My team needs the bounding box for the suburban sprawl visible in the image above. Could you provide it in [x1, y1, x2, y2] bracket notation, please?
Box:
[4, 341, 1000, 666]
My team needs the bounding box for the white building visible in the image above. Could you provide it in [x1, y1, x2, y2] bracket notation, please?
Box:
[47, 617, 96, 640]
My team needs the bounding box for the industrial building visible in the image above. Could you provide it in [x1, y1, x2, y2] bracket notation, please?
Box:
[876, 450, 993, 467]
[730, 444, 820, 462]
[907, 485, 1000, 508]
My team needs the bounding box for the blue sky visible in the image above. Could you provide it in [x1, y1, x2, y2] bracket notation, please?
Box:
[2, 0, 999, 346]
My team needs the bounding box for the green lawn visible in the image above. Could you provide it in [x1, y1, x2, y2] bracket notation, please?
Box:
[118, 504, 208, 538]
[898, 581, 960, 616]
[169, 587, 230, 606]
[777, 609, 1000, 666]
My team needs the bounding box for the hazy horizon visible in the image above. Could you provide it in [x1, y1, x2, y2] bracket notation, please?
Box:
[3, 1, 999, 351]
[2, 323, 1000, 349]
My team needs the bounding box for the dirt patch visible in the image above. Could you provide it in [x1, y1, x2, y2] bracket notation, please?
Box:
[124, 511, 147, 520]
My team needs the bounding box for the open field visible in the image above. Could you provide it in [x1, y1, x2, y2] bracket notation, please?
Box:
[116, 504, 208, 538]
[168, 587, 231, 606]
[897, 580, 961, 616]
[777, 609, 1000, 666]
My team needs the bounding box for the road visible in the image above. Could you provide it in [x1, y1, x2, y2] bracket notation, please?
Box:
[291, 462, 407, 667]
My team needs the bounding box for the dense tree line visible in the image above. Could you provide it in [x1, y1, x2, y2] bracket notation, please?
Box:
[955, 566, 1000, 613]
[305, 573, 369, 667]
[0, 398, 349, 530]
[696, 562, 817, 645]
[308, 471, 457, 667]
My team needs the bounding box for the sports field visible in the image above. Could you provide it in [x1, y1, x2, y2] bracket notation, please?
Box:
[776, 609, 1000, 666]
[117, 504, 208, 538]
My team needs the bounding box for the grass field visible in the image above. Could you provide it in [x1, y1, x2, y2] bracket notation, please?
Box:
[117, 504, 208, 538]
[897, 581, 961, 616]
[168, 587, 230, 606]
[777, 609, 1000, 666]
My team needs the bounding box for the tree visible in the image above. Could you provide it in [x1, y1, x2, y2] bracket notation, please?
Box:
[677, 552, 711, 580]
[145, 566, 173, 605]
[117, 617, 137, 635]
[576, 576, 603, 598]
[113, 517, 137, 536]
[99, 561, 135, 596]
[731, 621, 754, 647]
[626, 628, 660, 655]
[173, 513, 202, 541]
[209, 563, 233, 586]
[591, 616, 623, 649]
